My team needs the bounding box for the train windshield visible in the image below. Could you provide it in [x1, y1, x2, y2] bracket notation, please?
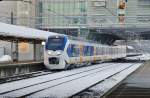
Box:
[46, 37, 66, 50]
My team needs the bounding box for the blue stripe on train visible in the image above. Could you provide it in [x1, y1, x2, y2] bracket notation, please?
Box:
[67, 44, 94, 57]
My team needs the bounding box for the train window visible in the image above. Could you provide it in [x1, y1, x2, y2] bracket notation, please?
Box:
[83, 46, 90, 56]
[46, 37, 66, 51]
[89, 46, 94, 56]
[83, 46, 94, 56]
[83, 46, 88, 56]
[67, 44, 79, 57]
[67, 44, 72, 57]
[86, 46, 90, 56]
[96, 47, 99, 55]
[73, 45, 80, 57]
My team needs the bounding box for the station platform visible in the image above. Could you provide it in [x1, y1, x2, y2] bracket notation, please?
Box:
[0, 61, 46, 77]
[106, 61, 150, 98]
[0, 61, 43, 67]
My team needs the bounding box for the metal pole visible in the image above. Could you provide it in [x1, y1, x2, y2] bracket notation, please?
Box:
[11, 41, 13, 58]
[11, 12, 14, 25]
[16, 40, 19, 62]
[33, 40, 36, 61]
[11, 12, 14, 61]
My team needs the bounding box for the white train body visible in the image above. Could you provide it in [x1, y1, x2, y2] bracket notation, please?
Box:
[44, 35, 126, 70]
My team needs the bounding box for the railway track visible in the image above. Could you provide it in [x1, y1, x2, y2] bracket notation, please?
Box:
[0, 63, 110, 84]
[0, 70, 52, 84]
[0, 63, 141, 98]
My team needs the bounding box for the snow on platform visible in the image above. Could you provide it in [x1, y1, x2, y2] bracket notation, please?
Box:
[78, 63, 142, 97]
[0, 55, 12, 62]
[27, 63, 139, 98]
[0, 22, 60, 40]
[0, 63, 113, 94]
[0, 63, 142, 98]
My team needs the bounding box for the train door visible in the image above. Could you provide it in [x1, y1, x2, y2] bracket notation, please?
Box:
[79, 44, 83, 63]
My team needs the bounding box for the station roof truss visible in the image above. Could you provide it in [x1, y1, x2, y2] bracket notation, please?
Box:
[95, 27, 150, 40]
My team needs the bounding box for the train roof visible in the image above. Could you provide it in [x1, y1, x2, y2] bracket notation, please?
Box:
[67, 35, 104, 45]
[47, 35, 107, 46]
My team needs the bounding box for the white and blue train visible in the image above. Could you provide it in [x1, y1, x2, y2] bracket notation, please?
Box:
[44, 35, 126, 70]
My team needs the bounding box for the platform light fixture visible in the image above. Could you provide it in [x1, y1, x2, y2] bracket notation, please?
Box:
[41, 42, 45, 46]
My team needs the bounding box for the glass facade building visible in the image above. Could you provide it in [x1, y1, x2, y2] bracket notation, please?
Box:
[37, 0, 150, 26]
[36, 0, 150, 37]
[37, 0, 111, 37]
[38, 0, 88, 28]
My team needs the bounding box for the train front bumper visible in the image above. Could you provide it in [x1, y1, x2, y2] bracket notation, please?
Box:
[44, 56, 66, 70]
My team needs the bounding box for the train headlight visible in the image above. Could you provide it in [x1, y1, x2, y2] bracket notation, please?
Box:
[56, 51, 61, 55]
[48, 51, 52, 55]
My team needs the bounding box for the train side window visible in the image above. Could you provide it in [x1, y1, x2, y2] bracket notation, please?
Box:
[75, 45, 80, 57]
[67, 44, 79, 57]
[83, 46, 88, 56]
[96, 47, 99, 55]
[83, 46, 87, 56]
[71, 44, 76, 57]
[87, 46, 91, 56]
[87, 46, 94, 56]
[72, 44, 79, 57]
[91, 46, 94, 56]
[67, 44, 72, 57]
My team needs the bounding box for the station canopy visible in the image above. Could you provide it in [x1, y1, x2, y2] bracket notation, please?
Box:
[0, 22, 59, 41]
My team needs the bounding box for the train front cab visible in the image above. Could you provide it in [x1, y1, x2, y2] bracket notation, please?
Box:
[44, 36, 67, 70]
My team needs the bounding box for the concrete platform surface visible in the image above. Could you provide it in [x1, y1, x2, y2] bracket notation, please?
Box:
[106, 61, 150, 98]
